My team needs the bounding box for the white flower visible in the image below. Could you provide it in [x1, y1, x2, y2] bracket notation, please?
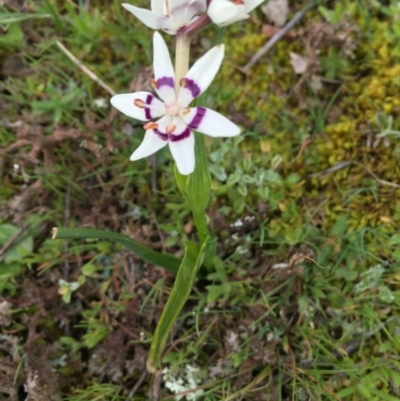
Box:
[111, 32, 240, 175]
[207, 0, 264, 26]
[122, 0, 207, 34]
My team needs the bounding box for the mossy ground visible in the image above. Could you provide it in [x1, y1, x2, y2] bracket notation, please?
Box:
[1, 1, 400, 400]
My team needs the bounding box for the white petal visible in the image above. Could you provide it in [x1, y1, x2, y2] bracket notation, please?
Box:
[167, 0, 196, 27]
[151, 0, 164, 14]
[122, 3, 165, 29]
[130, 129, 168, 161]
[207, 0, 246, 26]
[156, 115, 192, 142]
[159, 17, 181, 34]
[245, 0, 265, 13]
[154, 114, 174, 134]
[158, 0, 206, 31]
[179, 0, 207, 24]
[180, 107, 240, 137]
[169, 130, 195, 175]
[111, 92, 166, 121]
[170, 116, 191, 138]
[169, 0, 191, 11]
[153, 32, 176, 103]
[188, 0, 207, 14]
[177, 44, 225, 107]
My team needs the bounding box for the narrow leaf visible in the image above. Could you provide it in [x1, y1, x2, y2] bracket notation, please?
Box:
[0, 12, 51, 24]
[52, 227, 181, 273]
[174, 165, 188, 197]
[146, 236, 210, 373]
[186, 133, 211, 213]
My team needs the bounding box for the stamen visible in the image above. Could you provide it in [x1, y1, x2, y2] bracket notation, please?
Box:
[166, 125, 176, 133]
[180, 78, 188, 88]
[134, 99, 145, 108]
[150, 78, 158, 89]
[233, 0, 244, 4]
[181, 107, 191, 115]
[144, 122, 158, 130]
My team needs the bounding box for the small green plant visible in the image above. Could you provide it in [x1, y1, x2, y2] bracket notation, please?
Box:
[375, 112, 400, 138]
[0, 224, 34, 293]
[318, 2, 357, 24]
[67, 384, 124, 401]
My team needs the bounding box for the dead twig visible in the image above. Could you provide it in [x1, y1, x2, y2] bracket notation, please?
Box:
[353, 161, 400, 189]
[56, 41, 116, 96]
[63, 180, 72, 279]
[309, 160, 400, 189]
[149, 370, 163, 401]
[126, 370, 148, 400]
[242, 1, 317, 73]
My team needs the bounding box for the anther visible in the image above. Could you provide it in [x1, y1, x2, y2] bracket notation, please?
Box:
[233, 0, 244, 4]
[166, 125, 176, 133]
[144, 122, 158, 130]
[150, 78, 158, 89]
[180, 78, 187, 87]
[134, 99, 145, 108]
[181, 107, 190, 115]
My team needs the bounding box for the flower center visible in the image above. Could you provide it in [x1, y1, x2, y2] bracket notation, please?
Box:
[166, 102, 180, 117]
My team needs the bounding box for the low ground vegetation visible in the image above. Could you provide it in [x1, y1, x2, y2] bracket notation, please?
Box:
[1, 0, 400, 400]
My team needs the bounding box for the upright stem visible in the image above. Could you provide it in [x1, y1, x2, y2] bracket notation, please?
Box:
[174, 32, 210, 243]
[175, 33, 191, 92]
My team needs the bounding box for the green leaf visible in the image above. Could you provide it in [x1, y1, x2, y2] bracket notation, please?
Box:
[257, 186, 270, 199]
[336, 386, 357, 398]
[390, 233, 400, 245]
[60, 336, 82, 353]
[0, 12, 51, 24]
[284, 226, 303, 245]
[335, 267, 357, 281]
[174, 165, 188, 197]
[355, 264, 384, 293]
[185, 133, 211, 213]
[238, 184, 248, 197]
[52, 227, 181, 273]
[146, 236, 210, 373]
[285, 172, 301, 186]
[0, 224, 33, 263]
[81, 262, 97, 276]
[184, 133, 211, 242]
[331, 214, 347, 236]
[265, 169, 282, 184]
[369, 388, 400, 401]
[379, 285, 395, 303]
[0, 261, 22, 278]
[227, 173, 241, 185]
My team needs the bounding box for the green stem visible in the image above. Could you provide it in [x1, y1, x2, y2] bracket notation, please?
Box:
[193, 209, 208, 243]
[175, 33, 191, 94]
[174, 33, 211, 242]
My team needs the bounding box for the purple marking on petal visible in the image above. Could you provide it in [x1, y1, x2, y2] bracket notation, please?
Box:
[188, 107, 206, 129]
[170, 127, 191, 142]
[144, 94, 153, 120]
[157, 77, 174, 88]
[154, 129, 168, 141]
[184, 78, 201, 98]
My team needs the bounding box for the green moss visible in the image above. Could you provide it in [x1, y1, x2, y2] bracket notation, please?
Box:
[212, 7, 400, 262]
